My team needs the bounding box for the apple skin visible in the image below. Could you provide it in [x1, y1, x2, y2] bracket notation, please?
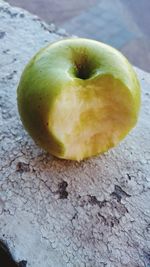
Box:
[17, 38, 141, 160]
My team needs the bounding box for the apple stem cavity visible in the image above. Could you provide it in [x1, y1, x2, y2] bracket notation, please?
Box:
[75, 61, 92, 80]
[73, 49, 96, 80]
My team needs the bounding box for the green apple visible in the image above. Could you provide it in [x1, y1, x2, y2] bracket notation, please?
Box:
[17, 38, 141, 161]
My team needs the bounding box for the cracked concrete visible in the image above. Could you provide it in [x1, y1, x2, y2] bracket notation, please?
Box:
[0, 0, 150, 266]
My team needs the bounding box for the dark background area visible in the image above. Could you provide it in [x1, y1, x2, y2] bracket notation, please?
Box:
[6, 0, 150, 72]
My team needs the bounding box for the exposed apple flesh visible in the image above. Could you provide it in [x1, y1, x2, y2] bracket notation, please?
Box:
[51, 75, 137, 161]
[17, 38, 141, 161]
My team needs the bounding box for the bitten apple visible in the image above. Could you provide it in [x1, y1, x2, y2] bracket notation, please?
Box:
[17, 38, 141, 161]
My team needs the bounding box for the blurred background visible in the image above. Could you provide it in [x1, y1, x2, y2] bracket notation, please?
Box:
[6, 0, 150, 72]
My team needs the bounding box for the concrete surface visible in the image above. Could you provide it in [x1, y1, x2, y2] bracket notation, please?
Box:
[0, 1, 150, 267]
[4, 0, 98, 26]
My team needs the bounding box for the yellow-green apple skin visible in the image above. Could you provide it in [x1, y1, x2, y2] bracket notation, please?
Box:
[17, 38, 141, 161]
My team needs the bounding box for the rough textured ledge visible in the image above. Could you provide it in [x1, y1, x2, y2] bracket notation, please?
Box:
[0, 0, 150, 266]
